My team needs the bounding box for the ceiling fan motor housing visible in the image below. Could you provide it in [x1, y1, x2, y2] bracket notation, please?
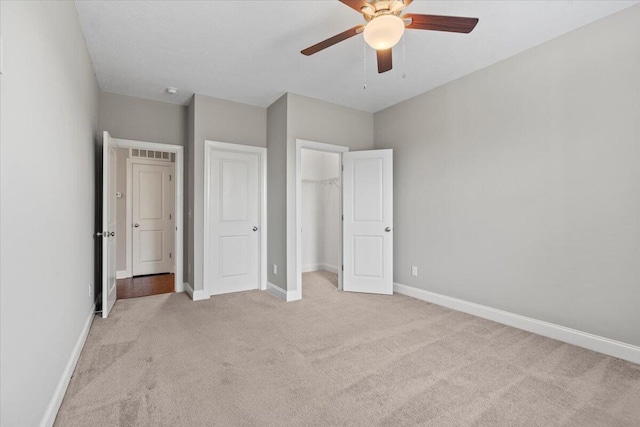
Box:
[362, 0, 407, 22]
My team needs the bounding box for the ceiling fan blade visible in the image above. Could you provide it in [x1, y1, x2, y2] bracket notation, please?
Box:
[301, 25, 365, 56]
[339, 0, 371, 14]
[377, 48, 393, 73]
[404, 14, 479, 33]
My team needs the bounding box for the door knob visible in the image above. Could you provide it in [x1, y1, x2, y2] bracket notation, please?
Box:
[253, 226, 258, 232]
[134, 223, 140, 228]
[110, 231, 115, 237]
[385, 227, 392, 232]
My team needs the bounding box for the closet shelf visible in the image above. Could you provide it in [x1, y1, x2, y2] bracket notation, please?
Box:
[301, 177, 340, 187]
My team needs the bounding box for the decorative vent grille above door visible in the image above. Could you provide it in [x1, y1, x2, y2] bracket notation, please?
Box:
[130, 148, 175, 162]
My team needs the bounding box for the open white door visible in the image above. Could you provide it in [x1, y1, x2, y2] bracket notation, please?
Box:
[102, 131, 117, 317]
[342, 149, 393, 295]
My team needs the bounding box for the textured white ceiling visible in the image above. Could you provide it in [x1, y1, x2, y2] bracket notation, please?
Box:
[75, 0, 639, 112]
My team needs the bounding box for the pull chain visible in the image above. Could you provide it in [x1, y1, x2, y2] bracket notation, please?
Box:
[363, 38, 367, 90]
[402, 32, 407, 79]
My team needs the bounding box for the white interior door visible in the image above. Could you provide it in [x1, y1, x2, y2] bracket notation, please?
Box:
[207, 149, 260, 295]
[342, 149, 393, 295]
[102, 131, 117, 318]
[132, 163, 174, 276]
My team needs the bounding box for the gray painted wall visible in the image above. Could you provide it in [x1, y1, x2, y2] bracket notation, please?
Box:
[99, 91, 188, 146]
[287, 93, 374, 152]
[282, 93, 375, 290]
[267, 94, 288, 288]
[374, 5, 640, 346]
[0, 2, 100, 425]
[190, 95, 268, 292]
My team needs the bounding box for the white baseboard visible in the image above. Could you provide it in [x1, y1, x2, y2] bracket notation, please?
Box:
[302, 263, 338, 274]
[266, 282, 287, 300]
[320, 263, 338, 274]
[116, 270, 131, 279]
[175, 281, 185, 293]
[192, 290, 209, 301]
[184, 282, 194, 298]
[184, 282, 209, 301]
[394, 283, 640, 365]
[287, 289, 302, 302]
[302, 264, 322, 273]
[39, 304, 96, 427]
[266, 282, 301, 302]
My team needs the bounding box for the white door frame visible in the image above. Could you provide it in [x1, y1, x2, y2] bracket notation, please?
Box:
[289, 139, 349, 301]
[203, 140, 267, 297]
[115, 138, 184, 293]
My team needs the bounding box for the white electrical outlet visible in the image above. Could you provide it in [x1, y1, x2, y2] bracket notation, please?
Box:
[273, 264, 278, 275]
[411, 266, 418, 277]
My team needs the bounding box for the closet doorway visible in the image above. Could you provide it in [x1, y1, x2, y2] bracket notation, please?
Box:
[291, 140, 394, 301]
[300, 148, 342, 289]
[286, 139, 349, 301]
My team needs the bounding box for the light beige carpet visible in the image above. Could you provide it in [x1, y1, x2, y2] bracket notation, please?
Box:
[55, 271, 640, 426]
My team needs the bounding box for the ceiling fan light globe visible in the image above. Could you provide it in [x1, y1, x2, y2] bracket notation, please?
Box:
[363, 15, 405, 50]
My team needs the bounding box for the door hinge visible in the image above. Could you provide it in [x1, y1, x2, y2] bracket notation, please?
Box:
[169, 252, 172, 259]
[342, 165, 344, 171]
[341, 215, 344, 221]
[341, 265, 344, 271]
[169, 213, 172, 220]
[169, 175, 172, 181]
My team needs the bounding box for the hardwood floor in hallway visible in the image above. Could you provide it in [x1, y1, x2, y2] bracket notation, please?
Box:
[116, 273, 174, 299]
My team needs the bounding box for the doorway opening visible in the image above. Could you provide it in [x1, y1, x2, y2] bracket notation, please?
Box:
[101, 133, 184, 317]
[291, 140, 349, 301]
[300, 148, 342, 297]
[115, 140, 184, 300]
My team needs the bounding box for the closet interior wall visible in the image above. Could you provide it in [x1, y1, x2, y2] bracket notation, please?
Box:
[301, 149, 340, 274]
